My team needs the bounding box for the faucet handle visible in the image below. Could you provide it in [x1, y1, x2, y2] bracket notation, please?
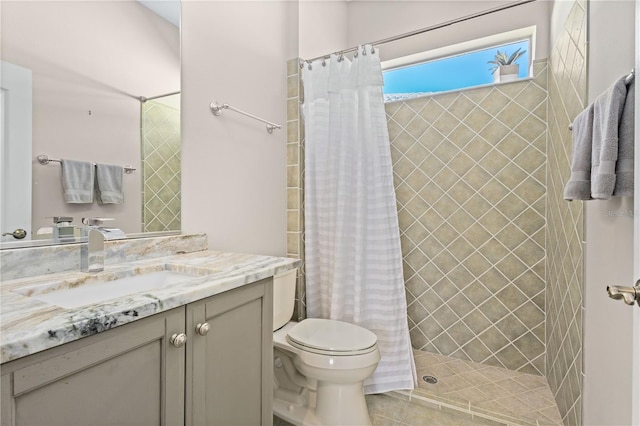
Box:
[82, 217, 114, 227]
[49, 216, 73, 224]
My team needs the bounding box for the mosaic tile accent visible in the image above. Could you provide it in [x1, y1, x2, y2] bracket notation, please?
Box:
[141, 96, 181, 232]
[286, 58, 306, 321]
[545, 1, 587, 424]
[386, 62, 548, 375]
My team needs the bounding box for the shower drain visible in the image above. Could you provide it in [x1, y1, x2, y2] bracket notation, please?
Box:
[422, 375, 438, 384]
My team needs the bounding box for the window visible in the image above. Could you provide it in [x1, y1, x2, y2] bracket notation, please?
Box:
[382, 28, 534, 102]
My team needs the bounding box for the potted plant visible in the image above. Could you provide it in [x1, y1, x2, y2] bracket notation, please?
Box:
[488, 48, 526, 82]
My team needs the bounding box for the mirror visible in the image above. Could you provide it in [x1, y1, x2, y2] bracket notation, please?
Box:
[0, 0, 181, 247]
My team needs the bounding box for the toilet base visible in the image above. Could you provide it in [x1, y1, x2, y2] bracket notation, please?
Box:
[315, 381, 371, 426]
[273, 397, 311, 426]
[273, 321, 376, 426]
[274, 390, 371, 426]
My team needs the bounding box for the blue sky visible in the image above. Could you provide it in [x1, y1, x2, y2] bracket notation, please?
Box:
[383, 40, 529, 94]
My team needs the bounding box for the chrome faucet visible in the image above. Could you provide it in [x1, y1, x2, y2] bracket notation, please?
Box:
[81, 229, 106, 272]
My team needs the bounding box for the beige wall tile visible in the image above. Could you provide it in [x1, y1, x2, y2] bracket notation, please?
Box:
[388, 72, 548, 375]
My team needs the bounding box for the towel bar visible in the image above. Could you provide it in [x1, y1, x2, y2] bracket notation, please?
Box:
[569, 69, 635, 131]
[209, 101, 282, 134]
[36, 155, 136, 174]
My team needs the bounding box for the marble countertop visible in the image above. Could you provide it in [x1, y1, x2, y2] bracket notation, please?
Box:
[0, 251, 301, 364]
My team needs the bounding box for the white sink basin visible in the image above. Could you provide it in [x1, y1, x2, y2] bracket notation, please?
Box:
[14, 264, 218, 309]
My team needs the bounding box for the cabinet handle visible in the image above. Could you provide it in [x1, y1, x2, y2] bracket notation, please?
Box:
[195, 322, 211, 336]
[170, 333, 187, 348]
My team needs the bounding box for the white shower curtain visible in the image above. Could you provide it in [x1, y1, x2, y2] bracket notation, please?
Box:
[302, 46, 417, 394]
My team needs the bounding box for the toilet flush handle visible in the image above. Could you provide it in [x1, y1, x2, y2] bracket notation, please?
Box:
[195, 322, 211, 336]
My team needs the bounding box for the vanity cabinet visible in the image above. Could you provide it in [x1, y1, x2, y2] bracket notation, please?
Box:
[186, 278, 273, 426]
[0, 278, 273, 426]
[0, 307, 186, 426]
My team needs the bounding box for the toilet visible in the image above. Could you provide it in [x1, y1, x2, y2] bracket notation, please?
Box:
[272, 270, 380, 426]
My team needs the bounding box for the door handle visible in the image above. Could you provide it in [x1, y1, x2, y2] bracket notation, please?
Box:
[607, 280, 640, 306]
[2, 229, 27, 239]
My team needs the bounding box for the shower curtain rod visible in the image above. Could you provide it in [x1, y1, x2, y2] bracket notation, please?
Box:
[138, 91, 180, 103]
[304, 0, 537, 63]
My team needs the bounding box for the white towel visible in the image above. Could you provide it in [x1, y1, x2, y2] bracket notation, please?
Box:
[591, 76, 628, 199]
[61, 159, 94, 203]
[96, 163, 124, 204]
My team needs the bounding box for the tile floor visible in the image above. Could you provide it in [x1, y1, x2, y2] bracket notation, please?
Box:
[275, 350, 563, 426]
[275, 393, 502, 426]
[406, 349, 562, 425]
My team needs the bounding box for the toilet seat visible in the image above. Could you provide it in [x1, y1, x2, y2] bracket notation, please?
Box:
[286, 318, 378, 356]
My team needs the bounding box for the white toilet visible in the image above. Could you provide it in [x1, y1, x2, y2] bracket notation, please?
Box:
[272, 270, 380, 426]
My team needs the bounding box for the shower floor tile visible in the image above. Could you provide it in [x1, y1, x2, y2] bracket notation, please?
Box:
[276, 395, 504, 426]
[275, 350, 563, 426]
[385, 349, 563, 425]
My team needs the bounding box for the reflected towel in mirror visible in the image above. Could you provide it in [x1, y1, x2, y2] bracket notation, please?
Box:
[96, 163, 124, 204]
[61, 159, 94, 203]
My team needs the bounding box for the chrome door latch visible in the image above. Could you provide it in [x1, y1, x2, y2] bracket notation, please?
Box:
[607, 280, 640, 306]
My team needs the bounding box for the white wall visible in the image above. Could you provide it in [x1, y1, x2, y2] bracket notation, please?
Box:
[583, 1, 635, 425]
[299, 1, 348, 60]
[1, 0, 179, 235]
[344, 0, 551, 62]
[550, 0, 573, 46]
[181, 1, 297, 256]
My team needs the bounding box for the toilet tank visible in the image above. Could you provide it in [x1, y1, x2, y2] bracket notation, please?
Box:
[273, 269, 297, 331]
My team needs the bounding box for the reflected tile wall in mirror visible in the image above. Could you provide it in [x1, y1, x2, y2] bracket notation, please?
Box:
[142, 96, 182, 232]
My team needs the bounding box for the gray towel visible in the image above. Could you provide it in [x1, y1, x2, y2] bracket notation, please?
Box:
[614, 79, 634, 196]
[61, 159, 94, 203]
[591, 76, 628, 199]
[564, 105, 594, 201]
[96, 163, 124, 204]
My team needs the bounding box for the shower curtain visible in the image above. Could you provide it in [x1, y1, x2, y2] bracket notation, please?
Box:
[303, 45, 417, 394]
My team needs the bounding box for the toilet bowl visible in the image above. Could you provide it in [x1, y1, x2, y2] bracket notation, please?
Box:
[272, 270, 380, 426]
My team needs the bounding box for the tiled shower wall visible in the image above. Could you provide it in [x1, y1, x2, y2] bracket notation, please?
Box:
[386, 61, 548, 375]
[545, 0, 587, 424]
[286, 59, 306, 321]
[287, 59, 554, 376]
[141, 96, 181, 232]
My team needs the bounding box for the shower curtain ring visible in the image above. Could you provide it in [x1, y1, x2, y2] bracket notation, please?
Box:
[308, 62, 313, 71]
[362, 46, 367, 55]
[371, 46, 376, 54]
[354, 50, 359, 58]
[322, 58, 326, 67]
[338, 53, 344, 62]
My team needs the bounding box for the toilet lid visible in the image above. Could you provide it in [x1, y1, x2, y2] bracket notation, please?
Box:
[286, 318, 377, 355]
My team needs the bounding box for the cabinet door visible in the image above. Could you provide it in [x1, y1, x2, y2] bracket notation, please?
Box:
[0, 307, 186, 426]
[186, 279, 273, 426]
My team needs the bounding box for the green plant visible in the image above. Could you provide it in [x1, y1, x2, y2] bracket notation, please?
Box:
[488, 48, 526, 73]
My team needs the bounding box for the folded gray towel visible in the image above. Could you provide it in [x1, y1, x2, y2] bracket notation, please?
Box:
[591, 76, 628, 199]
[61, 159, 94, 203]
[614, 79, 634, 196]
[96, 163, 124, 204]
[564, 105, 594, 201]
